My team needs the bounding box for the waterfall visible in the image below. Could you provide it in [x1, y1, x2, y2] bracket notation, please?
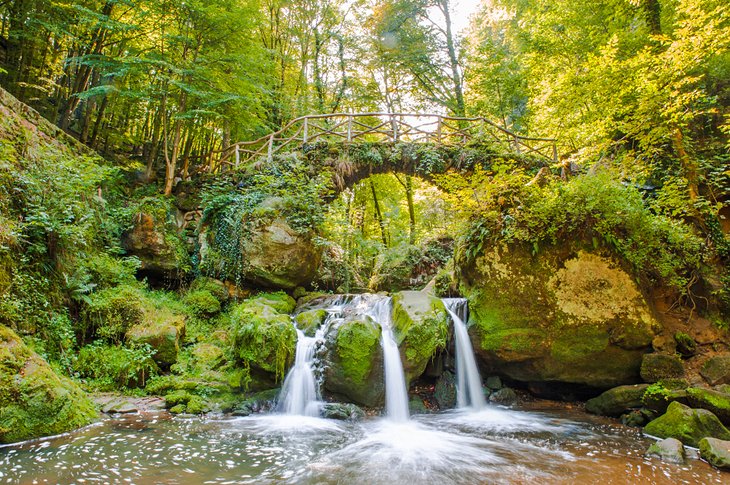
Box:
[443, 298, 486, 410]
[277, 328, 322, 416]
[367, 297, 410, 422]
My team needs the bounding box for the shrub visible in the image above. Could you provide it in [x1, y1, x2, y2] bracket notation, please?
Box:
[73, 341, 158, 390]
[81, 284, 146, 343]
[183, 290, 221, 316]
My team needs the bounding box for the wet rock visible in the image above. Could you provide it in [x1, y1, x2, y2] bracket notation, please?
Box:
[320, 403, 365, 421]
[489, 387, 517, 405]
[640, 354, 685, 383]
[391, 291, 449, 384]
[231, 389, 279, 416]
[102, 399, 138, 414]
[701, 356, 730, 386]
[646, 437, 685, 464]
[699, 437, 730, 470]
[687, 387, 730, 425]
[323, 317, 384, 407]
[295, 309, 328, 337]
[0, 326, 98, 444]
[585, 384, 649, 417]
[644, 401, 730, 447]
[486, 376, 503, 391]
[621, 408, 655, 427]
[460, 247, 658, 389]
[434, 371, 457, 409]
[642, 385, 690, 414]
[409, 398, 430, 415]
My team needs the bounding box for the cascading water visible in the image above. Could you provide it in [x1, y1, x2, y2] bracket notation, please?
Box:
[367, 297, 410, 422]
[443, 298, 486, 410]
[277, 328, 322, 416]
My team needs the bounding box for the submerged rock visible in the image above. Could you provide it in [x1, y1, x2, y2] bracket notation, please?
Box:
[646, 437, 685, 464]
[0, 325, 98, 444]
[409, 397, 430, 414]
[324, 317, 384, 407]
[459, 246, 659, 391]
[391, 291, 449, 384]
[640, 354, 685, 383]
[701, 356, 730, 386]
[585, 384, 649, 417]
[320, 403, 365, 421]
[102, 399, 138, 414]
[643, 401, 730, 447]
[699, 437, 730, 470]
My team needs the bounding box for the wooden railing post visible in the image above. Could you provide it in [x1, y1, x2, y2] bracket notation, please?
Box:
[267, 134, 274, 163]
[390, 114, 398, 142]
[347, 115, 352, 143]
[552, 143, 558, 163]
[437, 116, 442, 144]
[303, 117, 308, 144]
[234, 145, 240, 169]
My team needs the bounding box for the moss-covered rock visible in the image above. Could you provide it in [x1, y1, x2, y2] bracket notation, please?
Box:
[321, 402, 366, 421]
[434, 371, 457, 409]
[643, 401, 730, 447]
[126, 307, 186, 368]
[183, 290, 221, 316]
[687, 388, 730, 425]
[243, 218, 322, 290]
[295, 309, 328, 337]
[324, 317, 384, 407]
[701, 356, 730, 386]
[0, 326, 98, 444]
[646, 437, 685, 464]
[699, 437, 730, 470]
[122, 211, 188, 278]
[640, 354, 685, 383]
[642, 384, 690, 414]
[585, 384, 650, 417]
[459, 245, 659, 390]
[391, 291, 449, 384]
[189, 277, 230, 303]
[229, 297, 297, 388]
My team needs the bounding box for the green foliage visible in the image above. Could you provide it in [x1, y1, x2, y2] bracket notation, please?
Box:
[73, 341, 158, 390]
[81, 284, 146, 343]
[454, 171, 705, 293]
[183, 290, 221, 317]
[335, 318, 381, 384]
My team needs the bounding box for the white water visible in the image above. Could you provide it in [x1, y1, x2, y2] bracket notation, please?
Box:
[367, 297, 410, 422]
[443, 298, 486, 410]
[277, 328, 322, 416]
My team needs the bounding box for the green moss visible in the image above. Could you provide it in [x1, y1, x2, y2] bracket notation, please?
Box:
[551, 326, 609, 363]
[644, 401, 730, 447]
[169, 404, 186, 414]
[229, 299, 297, 383]
[164, 390, 193, 408]
[249, 292, 296, 314]
[295, 309, 328, 336]
[183, 290, 221, 316]
[82, 284, 146, 342]
[189, 277, 229, 303]
[0, 325, 98, 444]
[126, 305, 186, 367]
[336, 318, 381, 384]
[185, 395, 210, 414]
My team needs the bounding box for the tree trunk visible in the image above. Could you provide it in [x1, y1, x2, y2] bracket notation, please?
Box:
[671, 125, 699, 201]
[369, 178, 388, 247]
[440, 0, 465, 117]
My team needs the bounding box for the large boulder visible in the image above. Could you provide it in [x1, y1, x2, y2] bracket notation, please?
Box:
[585, 384, 650, 417]
[644, 401, 730, 447]
[0, 326, 98, 444]
[701, 356, 730, 386]
[243, 218, 321, 290]
[459, 245, 659, 391]
[122, 212, 185, 277]
[646, 437, 685, 464]
[229, 293, 297, 389]
[324, 317, 384, 407]
[699, 437, 730, 470]
[126, 308, 186, 368]
[391, 291, 449, 384]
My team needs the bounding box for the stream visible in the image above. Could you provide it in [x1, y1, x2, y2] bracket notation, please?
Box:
[0, 404, 724, 484]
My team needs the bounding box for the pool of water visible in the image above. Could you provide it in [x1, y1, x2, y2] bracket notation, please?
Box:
[0, 404, 723, 484]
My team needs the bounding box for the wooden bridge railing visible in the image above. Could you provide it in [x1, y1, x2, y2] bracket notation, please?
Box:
[213, 113, 558, 173]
